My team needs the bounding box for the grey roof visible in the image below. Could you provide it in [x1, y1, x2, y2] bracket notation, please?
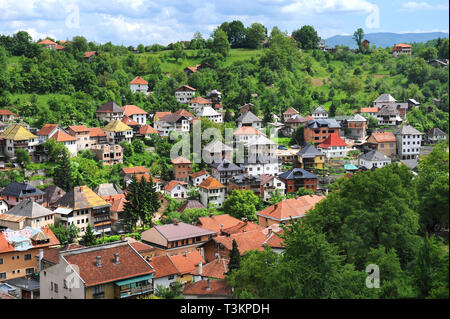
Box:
[177, 200, 205, 212]
[312, 105, 328, 114]
[154, 222, 216, 241]
[94, 183, 124, 197]
[306, 119, 341, 129]
[360, 150, 391, 161]
[160, 114, 186, 123]
[278, 168, 318, 180]
[427, 128, 446, 137]
[6, 199, 54, 219]
[236, 111, 262, 124]
[0, 182, 44, 198]
[401, 159, 418, 170]
[43, 185, 65, 205]
[96, 101, 124, 113]
[377, 104, 399, 116]
[298, 143, 322, 158]
[374, 94, 397, 103]
[241, 156, 279, 165]
[211, 159, 242, 172]
[408, 99, 420, 105]
[394, 125, 423, 136]
[197, 106, 220, 117]
[4, 276, 40, 291]
[203, 140, 233, 153]
[229, 174, 261, 185]
[347, 114, 367, 122]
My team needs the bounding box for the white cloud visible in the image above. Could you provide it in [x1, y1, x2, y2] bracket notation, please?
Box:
[400, 1, 448, 11]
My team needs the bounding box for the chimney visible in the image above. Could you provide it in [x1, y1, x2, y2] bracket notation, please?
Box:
[185, 251, 188, 258]
[96, 256, 102, 267]
[121, 235, 125, 241]
[114, 253, 120, 264]
[206, 278, 210, 290]
[174, 218, 179, 225]
[38, 249, 44, 271]
[198, 262, 202, 276]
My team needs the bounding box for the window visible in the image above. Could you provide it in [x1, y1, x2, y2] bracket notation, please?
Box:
[0, 272, 6, 279]
[26, 268, 34, 275]
[93, 285, 104, 298]
[0, 258, 3, 264]
[168, 274, 175, 280]
[24, 254, 32, 260]
[54, 283, 58, 293]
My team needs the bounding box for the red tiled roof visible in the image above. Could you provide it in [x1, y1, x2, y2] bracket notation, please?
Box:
[370, 132, 396, 143]
[122, 166, 148, 175]
[36, 124, 58, 136]
[122, 105, 148, 116]
[63, 243, 154, 287]
[263, 230, 285, 248]
[233, 126, 263, 136]
[317, 133, 347, 148]
[42, 244, 85, 264]
[130, 76, 148, 85]
[198, 177, 225, 190]
[164, 180, 187, 192]
[283, 107, 299, 115]
[174, 109, 194, 118]
[140, 125, 158, 135]
[360, 107, 379, 113]
[55, 44, 65, 50]
[190, 169, 209, 179]
[89, 127, 106, 137]
[197, 214, 242, 233]
[171, 156, 192, 164]
[154, 112, 172, 120]
[183, 279, 231, 297]
[176, 85, 196, 92]
[121, 116, 140, 126]
[38, 39, 57, 46]
[393, 43, 412, 51]
[169, 250, 205, 275]
[257, 195, 325, 221]
[0, 109, 15, 116]
[50, 130, 77, 142]
[189, 97, 211, 104]
[84, 51, 97, 58]
[191, 258, 229, 279]
[221, 221, 264, 235]
[149, 255, 179, 279]
[68, 125, 90, 133]
[213, 230, 268, 255]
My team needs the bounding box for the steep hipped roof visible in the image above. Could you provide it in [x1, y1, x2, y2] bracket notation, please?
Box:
[0, 124, 37, 141]
[189, 97, 211, 104]
[278, 168, 318, 180]
[84, 51, 97, 58]
[148, 222, 216, 242]
[197, 214, 242, 233]
[62, 242, 154, 287]
[317, 132, 348, 149]
[6, 199, 54, 219]
[1, 182, 44, 198]
[68, 125, 90, 133]
[235, 111, 262, 124]
[54, 186, 110, 210]
[173, 109, 194, 118]
[122, 105, 148, 116]
[394, 125, 423, 136]
[298, 143, 322, 158]
[121, 116, 140, 126]
[139, 125, 158, 135]
[257, 195, 325, 221]
[374, 94, 397, 103]
[148, 255, 179, 279]
[122, 166, 148, 175]
[198, 177, 225, 190]
[370, 132, 396, 143]
[360, 150, 391, 161]
[169, 250, 205, 275]
[191, 258, 229, 279]
[427, 128, 446, 137]
[160, 114, 187, 124]
[176, 85, 196, 92]
[38, 39, 57, 46]
[0, 109, 15, 116]
[129, 76, 148, 85]
[43, 185, 65, 205]
[203, 140, 233, 153]
[96, 101, 124, 114]
[305, 119, 341, 129]
[171, 156, 191, 164]
[94, 183, 124, 197]
[89, 127, 106, 137]
[190, 169, 210, 179]
[283, 107, 299, 115]
[211, 159, 242, 172]
[177, 199, 206, 212]
[163, 180, 187, 192]
[103, 120, 132, 132]
[347, 114, 367, 122]
[377, 104, 399, 116]
[197, 106, 220, 117]
[312, 105, 328, 114]
[50, 130, 77, 142]
[36, 124, 59, 136]
[183, 279, 231, 297]
[233, 126, 263, 136]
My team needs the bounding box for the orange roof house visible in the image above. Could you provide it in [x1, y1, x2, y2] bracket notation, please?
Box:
[317, 132, 347, 149]
[196, 214, 245, 234]
[198, 177, 225, 190]
[122, 105, 148, 116]
[139, 125, 158, 136]
[129, 76, 148, 85]
[171, 156, 192, 165]
[369, 132, 396, 143]
[50, 130, 77, 143]
[183, 279, 231, 298]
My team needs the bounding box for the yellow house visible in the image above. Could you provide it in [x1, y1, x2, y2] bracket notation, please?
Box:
[297, 143, 325, 170]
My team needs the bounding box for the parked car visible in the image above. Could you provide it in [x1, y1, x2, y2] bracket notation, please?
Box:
[291, 144, 299, 149]
[278, 145, 288, 150]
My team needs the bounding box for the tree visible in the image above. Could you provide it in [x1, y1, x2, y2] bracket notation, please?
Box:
[172, 42, 186, 62]
[268, 189, 284, 205]
[245, 23, 267, 49]
[220, 21, 246, 48]
[50, 219, 80, 245]
[43, 138, 67, 162]
[292, 25, 320, 49]
[353, 28, 364, 53]
[228, 239, 241, 275]
[80, 224, 97, 246]
[122, 175, 140, 231]
[212, 28, 230, 58]
[14, 148, 30, 166]
[53, 148, 75, 192]
[222, 190, 259, 221]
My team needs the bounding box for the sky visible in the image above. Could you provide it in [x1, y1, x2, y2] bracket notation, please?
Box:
[0, 0, 448, 46]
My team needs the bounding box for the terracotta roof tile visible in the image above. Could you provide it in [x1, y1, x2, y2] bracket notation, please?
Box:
[89, 127, 106, 137]
[164, 180, 187, 192]
[183, 279, 231, 297]
[169, 250, 205, 275]
[198, 177, 225, 190]
[317, 132, 347, 148]
[171, 156, 192, 164]
[370, 132, 396, 143]
[36, 124, 58, 136]
[122, 105, 148, 116]
[50, 130, 77, 142]
[196, 214, 242, 233]
[191, 259, 229, 279]
[257, 195, 325, 221]
[139, 125, 158, 135]
[233, 126, 263, 136]
[149, 255, 179, 278]
[130, 76, 148, 85]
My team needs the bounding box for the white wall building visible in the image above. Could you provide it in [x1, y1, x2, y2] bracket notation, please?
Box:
[394, 125, 423, 160]
[359, 150, 392, 169]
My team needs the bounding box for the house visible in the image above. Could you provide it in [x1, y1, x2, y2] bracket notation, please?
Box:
[311, 105, 328, 119]
[49, 130, 78, 157]
[426, 128, 447, 144]
[203, 140, 233, 163]
[41, 185, 65, 208]
[276, 148, 299, 164]
[103, 120, 133, 144]
[196, 214, 243, 234]
[94, 183, 125, 226]
[183, 279, 231, 299]
[297, 143, 325, 170]
[121, 116, 141, 135]
[147, 254, 179, 289]
[359, 150, 391, 170]
[283, 115, 308, 136]
[121, 166, 148, 186]
[394, 125, 423, 161]
[259, 174, 286, 202]
[122, 105, 148, 126]
[37, 39, 59, 50]
[163, 181, 188, 199]
[0, 109, 16, 122]
[283, 107, 300, 122]
[188, 97, 213, 112]
[0, 182, 45, 208]
[360, 107, 379, 118]
[0, 226, 60, 282]
[228, 174, 262, 196]
[39, 241, 155, 299]
[165, 250, 205, 286]
[88, 127, 107, 145]
[67, 125, 92, 152]
[154, 114, 190, 137]
[196, 106, 223, 124]
[171, 156, 192, 183]
[428, 59, 449, 68]
[372, 94, 397, 108]
[129, 76, 148, 94]
[205, 89, 222, 105]
[210, 159, 242, 185]
[175, 85, 196, 104]
[392, 43, 412, 57]
[40, 244, 84, 271]
[152, 111, 172, 123]
[0, 124, 38, 160]
[246, 134, 277, 158]
[257, 195, 326, 228]
[52, 185, 111, 237]
[346, 114, 367, 140]
[141, 221, 215, 256]
[240, 156, 280, 177]
[303, 119, 341, 144]
[366, 132, 397, 158]
[35, 124, 77, 158]
[278, 168, 318, 193]
[96, 101, 124, 123]
[0, 199, 55, 231]
[91, 144, 123, 165]
[192, 258, 229, 281]
[377, 105, 403, 126]
[177, 199, 205, 213]
[198, 177, 226, 208]
[84, 51, 98, 60]
[0, 198, 9, 214]
[235, 111, 262, 129]
[317, 132, 349, 158]
[190, 170, 210, 187]
[407, 99, 421, 111]
[138, 125, 158, 139]
[2, 275, 40, 299]
[184, 63, 213, 76]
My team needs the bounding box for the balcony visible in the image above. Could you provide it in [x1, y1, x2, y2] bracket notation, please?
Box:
[92, 292, 105, 299]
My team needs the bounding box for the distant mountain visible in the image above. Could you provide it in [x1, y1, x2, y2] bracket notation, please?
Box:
[324, 32, 449, 49]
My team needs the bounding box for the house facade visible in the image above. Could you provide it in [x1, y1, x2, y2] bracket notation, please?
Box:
[394, 125, 423, 160]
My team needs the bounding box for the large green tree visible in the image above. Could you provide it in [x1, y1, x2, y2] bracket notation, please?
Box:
[292, 25, 320, 49]
[222, 190, 259, 221]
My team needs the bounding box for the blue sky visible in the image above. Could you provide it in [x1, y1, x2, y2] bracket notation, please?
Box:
[0, 0, 448, 46]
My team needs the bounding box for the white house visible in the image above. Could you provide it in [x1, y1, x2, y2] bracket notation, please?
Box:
[311, 105, 328, 119]
[190, 170, 211, 187]
[359, 150, 391, 169]
[240, 156, 280, 177]
[129, 76, 148, 94]
[154, 114, 190, 137]
[175, 85, 196, 104]
[394, 125, 423, 160]
[122, 105, 148, 125]
[163, 181, 188, 199]
[196, 106, 223, 124]
[198, 177, 226, 208]
[317, 133, 349, 158]
[259, 174, 286, 202]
